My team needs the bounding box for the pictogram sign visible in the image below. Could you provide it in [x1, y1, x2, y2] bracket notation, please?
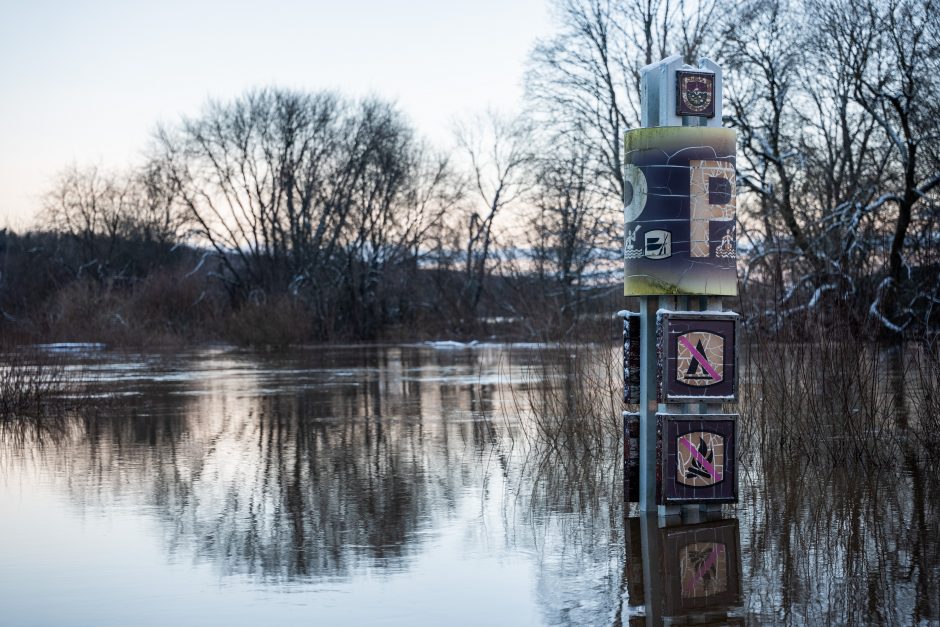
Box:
[657, 310, 738, 402]
[676, 431, 725, 486]
[657, 413, 737, 504]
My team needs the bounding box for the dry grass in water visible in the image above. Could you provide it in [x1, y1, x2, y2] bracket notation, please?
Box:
[0, 350, 73, 421]
[0, 346, 100, 449]
[510, 315, 938, 471]
[738, 321, 937, 467]
[909, 341, 940, 455]
[508, 333, 622, 460]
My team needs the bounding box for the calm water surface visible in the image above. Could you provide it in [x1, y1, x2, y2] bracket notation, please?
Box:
[0, 345, 936, 626]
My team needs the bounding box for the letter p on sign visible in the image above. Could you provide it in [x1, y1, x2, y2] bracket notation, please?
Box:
[689, 160, 735, 258]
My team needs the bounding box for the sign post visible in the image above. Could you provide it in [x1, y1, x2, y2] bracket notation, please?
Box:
[622, 55, 739, 517]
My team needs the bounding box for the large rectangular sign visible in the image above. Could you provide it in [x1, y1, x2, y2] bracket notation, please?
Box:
[623, 127, 737, 296]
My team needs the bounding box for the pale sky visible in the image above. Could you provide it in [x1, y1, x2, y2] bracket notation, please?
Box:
[0, 0, 554, 227]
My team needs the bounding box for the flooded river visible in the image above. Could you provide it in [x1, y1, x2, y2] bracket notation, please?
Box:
[0, 344, 937, 625]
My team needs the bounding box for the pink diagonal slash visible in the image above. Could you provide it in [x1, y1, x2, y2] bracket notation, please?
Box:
[683, 544, 724, 597]
[680, 436, 721, 481]
[678, 335, 722, 382]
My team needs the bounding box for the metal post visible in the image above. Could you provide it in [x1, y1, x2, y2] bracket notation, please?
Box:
[627, 56, 735, 516]
[638, 295, 659, 512]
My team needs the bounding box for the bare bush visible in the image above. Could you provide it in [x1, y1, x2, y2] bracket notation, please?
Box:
[510, 337, 622, 456]
[0, 349, 73, 423]
[40, 164, 190, 280]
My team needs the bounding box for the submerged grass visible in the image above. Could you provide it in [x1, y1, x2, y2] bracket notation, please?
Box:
[739, 322, 938, 467]
[511, 315, 939, 469]
[509, 339, 622, 457]
[909, 342, 940, 455]
[0, 345, 103, 447]
[0, 349, 73, 421]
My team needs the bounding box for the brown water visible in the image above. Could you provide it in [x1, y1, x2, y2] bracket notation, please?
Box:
[0, 344, 936, 626]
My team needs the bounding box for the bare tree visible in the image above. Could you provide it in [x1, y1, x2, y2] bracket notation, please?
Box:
[721, 0, 826, 310]
[523, 130, 616, 327]
[453, 111, 533, 320]
[42, 165, 127, 276]
[41, 164, 189, 280]
[723, 0, 940, 334]
[153, 88, 460, 338]
[526, 0, 728, 203]
[837, 0, 940, 332]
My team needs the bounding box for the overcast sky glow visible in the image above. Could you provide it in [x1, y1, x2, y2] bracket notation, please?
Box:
[0, 0, 553, 226]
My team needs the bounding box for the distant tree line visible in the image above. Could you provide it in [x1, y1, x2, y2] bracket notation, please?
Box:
[1, 0, 937, 345]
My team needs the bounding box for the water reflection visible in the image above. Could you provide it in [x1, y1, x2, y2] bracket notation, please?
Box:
[739, 456, 940, 625]
[624, 515, 742, 625]
[32, 346, 526, 583]
[0, 345, 937, 625]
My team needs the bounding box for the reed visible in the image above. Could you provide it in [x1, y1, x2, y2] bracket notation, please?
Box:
[909, 341, 940, 455]
[738, 319, 938, 467]
[0, 350, 71, 421]
[0, 346, 98, 449]
[511, 315, 937, 468]
[511, 337, 622, 457]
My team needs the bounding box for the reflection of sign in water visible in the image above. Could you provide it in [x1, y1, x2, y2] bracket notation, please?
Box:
[676, 331, 724, 387]
[680, 541, 727, 598]
[658, 311, 738, 402]
[661, 518, 742, 616]
[677, 431, 724, 486]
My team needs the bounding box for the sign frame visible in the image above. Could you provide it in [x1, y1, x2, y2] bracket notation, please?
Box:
[675, 70, 717, 118]
[657, 310, 739, 403]
[656, 413, 738, 505]
[624, 411, 640, 503]
[621, 311, 641, 403]
[661, 518, 742, 615]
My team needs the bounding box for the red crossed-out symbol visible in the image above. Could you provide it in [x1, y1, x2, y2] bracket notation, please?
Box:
[677, 335, 722, 382]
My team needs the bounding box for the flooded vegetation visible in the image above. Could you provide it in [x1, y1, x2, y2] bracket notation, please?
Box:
[0, 342, 936, 625]
[3, 1, 938, 624]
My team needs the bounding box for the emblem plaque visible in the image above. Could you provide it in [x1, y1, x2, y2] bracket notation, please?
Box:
[622, 312, 641, 403]
[676, 70, 715, 118]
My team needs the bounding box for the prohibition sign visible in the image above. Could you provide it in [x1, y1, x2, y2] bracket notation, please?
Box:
[676, 331, 725, 386]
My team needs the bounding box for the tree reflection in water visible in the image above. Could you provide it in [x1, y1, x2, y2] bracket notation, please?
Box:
[1, 345, 937, 625]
